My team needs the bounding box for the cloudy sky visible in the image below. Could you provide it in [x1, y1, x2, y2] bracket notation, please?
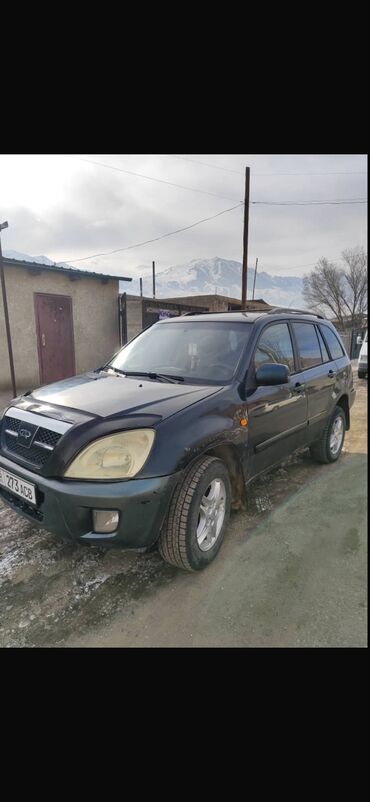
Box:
[0, 153, 367, 279]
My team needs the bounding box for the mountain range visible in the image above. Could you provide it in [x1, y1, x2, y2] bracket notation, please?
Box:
[125, 257, 305, 308]
[3, 249, 73, 270]
[3, 251, 305, 308]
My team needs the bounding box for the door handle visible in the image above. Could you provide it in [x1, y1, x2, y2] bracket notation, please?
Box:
[328, 369, 337, 378]
[293, 382, 305, 394]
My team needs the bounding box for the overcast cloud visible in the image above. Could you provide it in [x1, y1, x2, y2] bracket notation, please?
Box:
[0, 153, 367, 279]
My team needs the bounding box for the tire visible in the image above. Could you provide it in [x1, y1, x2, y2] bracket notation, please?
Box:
[309, 406, 346, 465]
[158, 456, 231, 571]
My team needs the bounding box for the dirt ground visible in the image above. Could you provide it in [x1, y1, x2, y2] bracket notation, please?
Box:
[0, 370, 367, 648]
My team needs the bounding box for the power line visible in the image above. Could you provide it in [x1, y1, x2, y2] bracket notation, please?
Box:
[61, 202, 244, 264]
[253, 171, 367, 177]
[256, 251, 366, 272]
[168, 155, 367, 177]
[251, 198, 367, 206]
[64, 155, 240, 202]
[168, 155, 243, 175]
[60, 197, 366, 264]
[64, 156, 367, 206]
[257, 256, 346, 273]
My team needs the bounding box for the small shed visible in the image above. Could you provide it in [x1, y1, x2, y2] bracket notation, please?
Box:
[0, 257, 131, 391]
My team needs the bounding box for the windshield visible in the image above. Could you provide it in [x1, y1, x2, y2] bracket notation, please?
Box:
[109, 321, 252, 383]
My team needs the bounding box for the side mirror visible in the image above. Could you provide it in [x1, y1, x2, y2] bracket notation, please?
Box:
[255, 362, 290, 386]
[356, 335, 363, 346]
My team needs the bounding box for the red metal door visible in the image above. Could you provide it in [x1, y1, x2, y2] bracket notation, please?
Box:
[34, 293, 76, 385]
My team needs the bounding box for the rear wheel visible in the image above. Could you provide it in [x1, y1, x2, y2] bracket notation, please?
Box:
[309, 406, 346, 464]
[158, 456, 231, 571]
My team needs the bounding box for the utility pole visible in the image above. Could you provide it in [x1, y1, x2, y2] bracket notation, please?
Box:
[241, 166, 250, 307]
[152, 261, 156, 298]
[139, 277, 143, 297]
[252, 257, 259, 300]
[0, 221, 17, 398]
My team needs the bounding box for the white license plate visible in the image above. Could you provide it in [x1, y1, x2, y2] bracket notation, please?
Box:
[0, 467, 37, 505]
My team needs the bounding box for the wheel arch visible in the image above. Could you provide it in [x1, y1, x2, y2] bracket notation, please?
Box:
[336, 394, 350, 430]
[202, 443, 247, 510]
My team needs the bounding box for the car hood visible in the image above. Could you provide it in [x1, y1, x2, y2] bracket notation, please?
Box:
[23, 372, 222, 421]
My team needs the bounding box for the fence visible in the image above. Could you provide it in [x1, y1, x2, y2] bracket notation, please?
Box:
[335, 327, 367, 359]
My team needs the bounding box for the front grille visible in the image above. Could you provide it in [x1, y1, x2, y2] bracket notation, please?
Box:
[34, 427, 61, 448]
[1, 415, 62, 469]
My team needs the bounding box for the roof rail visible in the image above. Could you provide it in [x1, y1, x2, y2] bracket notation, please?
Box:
[265, 306, 325, 319]
[180, 306, 325, 319]
[181, 307, 269, 316]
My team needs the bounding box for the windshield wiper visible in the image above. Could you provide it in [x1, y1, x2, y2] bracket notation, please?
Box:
[109, 370, 184, 384]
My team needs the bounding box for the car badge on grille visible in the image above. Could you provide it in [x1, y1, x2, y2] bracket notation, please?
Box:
[17, 424, 38, 448]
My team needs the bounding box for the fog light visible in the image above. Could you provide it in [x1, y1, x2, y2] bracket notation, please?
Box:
[92, 510, 120, 534]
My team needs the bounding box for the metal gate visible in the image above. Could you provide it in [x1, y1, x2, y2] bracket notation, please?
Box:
[335, 327, 367, 359]
[349, 327, 367, 359]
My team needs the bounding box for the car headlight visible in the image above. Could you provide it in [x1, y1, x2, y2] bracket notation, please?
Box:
[64, 429, 155, 480]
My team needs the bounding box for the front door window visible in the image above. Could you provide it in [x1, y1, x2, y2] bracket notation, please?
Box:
[254, 323, 295, 373]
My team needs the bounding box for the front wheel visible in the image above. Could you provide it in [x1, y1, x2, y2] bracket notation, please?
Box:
[158, 456, 231, 571]
[309, 406, 346, 464]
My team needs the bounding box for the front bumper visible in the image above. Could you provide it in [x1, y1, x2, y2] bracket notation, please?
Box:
[0, 453, 180, 547]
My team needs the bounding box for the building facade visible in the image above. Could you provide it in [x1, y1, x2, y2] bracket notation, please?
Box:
[0, 257, 131, 391]
[119, 293, 270, 344]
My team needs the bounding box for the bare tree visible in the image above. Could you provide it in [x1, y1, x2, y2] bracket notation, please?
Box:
[341, 247, 368, 328]
[303, 247, 367, 329]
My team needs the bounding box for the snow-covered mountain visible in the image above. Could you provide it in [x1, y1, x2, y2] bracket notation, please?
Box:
[3, 250, 72, 270]
[125, 257, 304, 308]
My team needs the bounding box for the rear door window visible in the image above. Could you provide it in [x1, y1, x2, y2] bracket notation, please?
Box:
[319, 325, 345, 359]
[292, 322, 323, 369]
[254, 323, 295, 372]
[316, 326, 331, 362]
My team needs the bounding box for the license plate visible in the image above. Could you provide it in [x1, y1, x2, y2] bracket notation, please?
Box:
[0, 467, 37, 505]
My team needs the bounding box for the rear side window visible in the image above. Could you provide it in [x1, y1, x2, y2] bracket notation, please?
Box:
[316, 327, 330, 362]
[254, 323, 295, 372]
[319, 325, 345, 359]
[293, 322, 322, 369]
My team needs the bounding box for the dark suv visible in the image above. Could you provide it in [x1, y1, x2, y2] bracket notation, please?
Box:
[0, 308, 356, 571]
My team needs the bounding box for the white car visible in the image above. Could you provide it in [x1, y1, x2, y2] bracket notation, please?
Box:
[357, 330, 368, 378]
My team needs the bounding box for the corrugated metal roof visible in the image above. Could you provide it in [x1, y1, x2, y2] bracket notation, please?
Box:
[3, 256, 132, 283]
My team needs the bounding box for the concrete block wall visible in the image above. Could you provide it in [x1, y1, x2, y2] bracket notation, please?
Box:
[126, 297, 144, 341]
